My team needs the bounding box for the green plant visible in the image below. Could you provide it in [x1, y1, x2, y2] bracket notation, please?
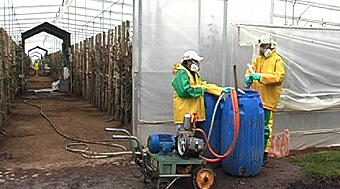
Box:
[288, 151, 340, 179]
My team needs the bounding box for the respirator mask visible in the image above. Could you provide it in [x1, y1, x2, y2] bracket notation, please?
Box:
[190, 63, 199, 72]
[258, 34, 276, 58]
[260, 48, 273, 57]
[189, 59, 200, 72]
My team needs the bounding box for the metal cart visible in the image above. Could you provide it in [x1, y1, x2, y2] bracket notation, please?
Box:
[106, 128, 216, 189]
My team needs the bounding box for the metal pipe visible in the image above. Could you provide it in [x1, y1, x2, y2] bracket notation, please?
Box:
[233, 65, 239, 93]
[105, 128, 131, 135]
[111, 135, 144, 162]
[159, 175, 191, 178]
[105, 127, 135, 158]
[222, 0, 228, 86]
[111, 135, 142, 153]
[165, 177, 181, 189]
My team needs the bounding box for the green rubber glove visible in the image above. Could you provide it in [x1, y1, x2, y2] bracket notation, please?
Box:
[251, 73, 261, 81]
[245, 76, 253, 85]
[223, 87, 234, 94]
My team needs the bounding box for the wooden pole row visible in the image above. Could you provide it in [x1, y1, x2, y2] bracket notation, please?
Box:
[48, 21, 132, 126]
[0, 28, 30, 128]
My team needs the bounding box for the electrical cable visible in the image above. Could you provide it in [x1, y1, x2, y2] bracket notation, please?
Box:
[23, 99, 132, 159]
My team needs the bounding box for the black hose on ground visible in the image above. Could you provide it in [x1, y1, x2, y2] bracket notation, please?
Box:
[23, 99, 131, 159]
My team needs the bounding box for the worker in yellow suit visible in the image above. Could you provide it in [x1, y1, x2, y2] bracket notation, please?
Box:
[245, 34, 285, 167]
[172, 50, 233, 132]
[34, 60, 39, 77]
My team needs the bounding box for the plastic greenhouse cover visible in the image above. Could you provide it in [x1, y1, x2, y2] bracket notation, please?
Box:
[236, 23, 340, 112]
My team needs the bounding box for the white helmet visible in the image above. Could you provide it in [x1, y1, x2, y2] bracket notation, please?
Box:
[181, 50, 204, 62]
[258, 34, 272, 46]
[258, 34, 277, 49]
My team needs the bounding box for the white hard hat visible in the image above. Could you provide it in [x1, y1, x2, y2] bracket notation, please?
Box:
[181, 50, 204, 62]
[258, 34, 272, 46]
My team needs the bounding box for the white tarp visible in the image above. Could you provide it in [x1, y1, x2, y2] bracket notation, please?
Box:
[236, 24, 340, 150]
[237, 24, 340, 111]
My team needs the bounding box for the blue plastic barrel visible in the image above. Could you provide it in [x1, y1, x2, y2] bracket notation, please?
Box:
[196, 92, 224, 168]
[221, 89, 264, 177]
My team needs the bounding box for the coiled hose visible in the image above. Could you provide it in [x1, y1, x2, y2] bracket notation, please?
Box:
[23, 99, 131, 159]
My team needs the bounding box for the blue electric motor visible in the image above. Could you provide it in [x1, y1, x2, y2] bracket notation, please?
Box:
[147, 134, 175, 155]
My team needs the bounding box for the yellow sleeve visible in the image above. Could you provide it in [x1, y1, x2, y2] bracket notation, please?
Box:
[200, 80, 223, 96]
[205, 83, 223, 96]
[260, 58, 285, 85]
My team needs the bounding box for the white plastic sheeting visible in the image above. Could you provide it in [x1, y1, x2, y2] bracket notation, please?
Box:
[237, 24, 340, 111]
[236, 24, 340, 150]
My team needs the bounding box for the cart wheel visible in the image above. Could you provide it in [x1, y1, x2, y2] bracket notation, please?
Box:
[192, 165, 215, 189]
[176, 133, 189, 158]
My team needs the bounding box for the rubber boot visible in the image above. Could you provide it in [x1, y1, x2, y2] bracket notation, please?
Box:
[262, 152, 269, 167]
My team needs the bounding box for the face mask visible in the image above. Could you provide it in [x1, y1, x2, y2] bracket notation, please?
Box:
[264, 49, 272, 57]
[260, 48, 272, 57]
[190, 63, 199, 72]
[259, 48, 266, 55]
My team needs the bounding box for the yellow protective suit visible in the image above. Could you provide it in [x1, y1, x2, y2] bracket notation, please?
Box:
[172, 63, 223, 124]
[34, 62, 39, 71]
[246, 49, 285, 153]
[246, 50, 285, 111]
[34, 61, 40, 77]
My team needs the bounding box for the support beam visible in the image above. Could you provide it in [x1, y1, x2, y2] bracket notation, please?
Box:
[277, 0, 340, 12]
[1, 5, 60, 9]
[69, 2, 133, 9]
[43, 0, 74, 45]
[274, 14, 340, 27]
[0, 12, 57, 17]
[0, 17, 56, 22]
[55, 0, 74, 24]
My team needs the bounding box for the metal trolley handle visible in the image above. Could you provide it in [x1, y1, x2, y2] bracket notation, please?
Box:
[105, 128, 142, 159]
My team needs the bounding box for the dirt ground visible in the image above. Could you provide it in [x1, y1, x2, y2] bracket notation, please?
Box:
[0, 72, 339, 189]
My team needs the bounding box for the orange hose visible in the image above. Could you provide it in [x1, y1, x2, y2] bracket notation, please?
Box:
[200, 90, 240, 163]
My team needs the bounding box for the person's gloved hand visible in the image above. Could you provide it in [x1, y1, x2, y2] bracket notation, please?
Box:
[245, 76, 253, 86]
[251, 73, 261, 81]
[222, 87, 234, 94]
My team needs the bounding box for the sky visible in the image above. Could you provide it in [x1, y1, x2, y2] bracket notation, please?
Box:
[0, 0, 339, 59]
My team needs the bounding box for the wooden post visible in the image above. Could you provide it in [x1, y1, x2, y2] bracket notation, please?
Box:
[103, 31, 107, 113]
[76, 43, 80, 95]
[90, 37, 95, 104]
[3, 30, 9, 119]
[101, 32, 105, 111]
[85, 38, 89, 101]
[70, 45, 75, 93]
[124, 21, 132, 125]
[73, 44, 76, 94]
[118, 24, 125, 124]
[95, 33, 100, 109]
[107, 29, 113, 116]
[114, 26, 120, 121]
[0, 29, 4, 125]
[80, 41, 85, 96]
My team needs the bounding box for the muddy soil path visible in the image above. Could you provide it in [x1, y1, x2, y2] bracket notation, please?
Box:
[0, 72, 339, 188]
